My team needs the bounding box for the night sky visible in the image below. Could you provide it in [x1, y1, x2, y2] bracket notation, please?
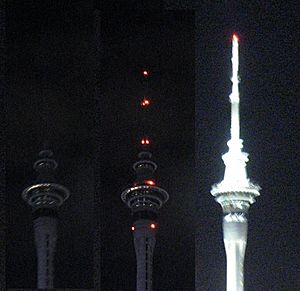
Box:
[3, 1, 299, 290]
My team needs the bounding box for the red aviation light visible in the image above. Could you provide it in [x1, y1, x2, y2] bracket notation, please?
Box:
[141, 98, 150, 107]
[131, 226, 135, 231]
[144, 180, 155, 186]
[150, 223, 156, 229]
[143, 70, 149, 77]
[232, 33, 239, 42]
[140, 138, 150, 145]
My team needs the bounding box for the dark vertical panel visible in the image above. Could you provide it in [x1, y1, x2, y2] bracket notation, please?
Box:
[6, 1, 95, 288]
[0, 0, 6, 288]
[93, 7, 102, 290]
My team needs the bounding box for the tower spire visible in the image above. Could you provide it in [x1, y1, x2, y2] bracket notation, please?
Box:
[230, 34, 240, 142]
[121, 69, 168, 291]
[211, 34, 260, 291]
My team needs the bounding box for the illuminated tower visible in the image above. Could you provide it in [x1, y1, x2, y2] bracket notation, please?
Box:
[22, 149, 69, 289]
[211, 34, 260, 291]
[121, 70, 169, 291]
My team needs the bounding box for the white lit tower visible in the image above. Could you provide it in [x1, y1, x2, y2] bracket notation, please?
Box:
[211, 34, 260, 291]
[22, 149, 70, 289]
[121, 70, 169, 291]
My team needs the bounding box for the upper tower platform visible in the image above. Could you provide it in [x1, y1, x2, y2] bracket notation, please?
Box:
[121, 151, 169, 215]
[22, 149, 70, 210]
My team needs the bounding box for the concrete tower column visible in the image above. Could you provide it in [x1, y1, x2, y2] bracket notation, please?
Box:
[33, 213, 57, 288]
[133, 219, 156, 291]
[223, 214, 248, 291]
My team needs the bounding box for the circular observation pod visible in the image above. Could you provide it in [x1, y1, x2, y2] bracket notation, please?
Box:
[22, 183, 70, 208]
[121, 184, 169, 212]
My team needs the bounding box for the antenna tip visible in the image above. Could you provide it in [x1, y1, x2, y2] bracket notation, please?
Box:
[232, 34, 239, 42]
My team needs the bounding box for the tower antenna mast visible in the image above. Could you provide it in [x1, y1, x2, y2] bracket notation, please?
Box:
[121, 69, 168, 291]
[211, 34, 260, 291]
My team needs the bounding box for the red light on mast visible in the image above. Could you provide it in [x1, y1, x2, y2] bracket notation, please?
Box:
[143, 70, 149, 77]
[232, 33, 239, 42]
[141, 98, 150, 107]
[144, 180, 155, 186]
[150, 223, 156, 229]
[131, 226, 135, 231]
[140, 138, 150, 145]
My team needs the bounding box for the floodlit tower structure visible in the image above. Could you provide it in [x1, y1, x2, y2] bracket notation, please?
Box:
[211, 34, 260, 291]
[22, 149, 69, 289]
[121, 70, 169, 291]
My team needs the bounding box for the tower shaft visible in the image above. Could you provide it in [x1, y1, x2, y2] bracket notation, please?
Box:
[133, 220, 156, 291]
[33, 214, 57, 289]
[223, 214, 247, 291]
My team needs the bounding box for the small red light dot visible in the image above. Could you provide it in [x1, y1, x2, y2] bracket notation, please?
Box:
[140, 138, 150, 145]
[145, 180, 155, 186]
[150, 223, 156, 229]
[143, 70, 149, 76]
[141, 98, 150, 107]
[131, 226, 135, 231]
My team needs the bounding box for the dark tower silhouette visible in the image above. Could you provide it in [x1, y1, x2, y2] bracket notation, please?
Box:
[121, 150, 168, 291]
[121, 70, 168, 291]
[22, 149, 69, 289]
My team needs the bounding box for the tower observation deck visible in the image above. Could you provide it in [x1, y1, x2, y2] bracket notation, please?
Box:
[211, 34, 260, 291]
[22, 149, 69, 289]
[121, 151, 168, 291]
[121, 69, 168, 291]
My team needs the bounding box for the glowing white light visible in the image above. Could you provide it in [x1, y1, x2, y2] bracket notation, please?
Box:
[216, 34, 254, 190]
[224, 239, 246, 291]
[230, 35, 239, 104]
[211, 34, 261, 291]
[223, 218, 247, 291]
[229, 34, 240, 146]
